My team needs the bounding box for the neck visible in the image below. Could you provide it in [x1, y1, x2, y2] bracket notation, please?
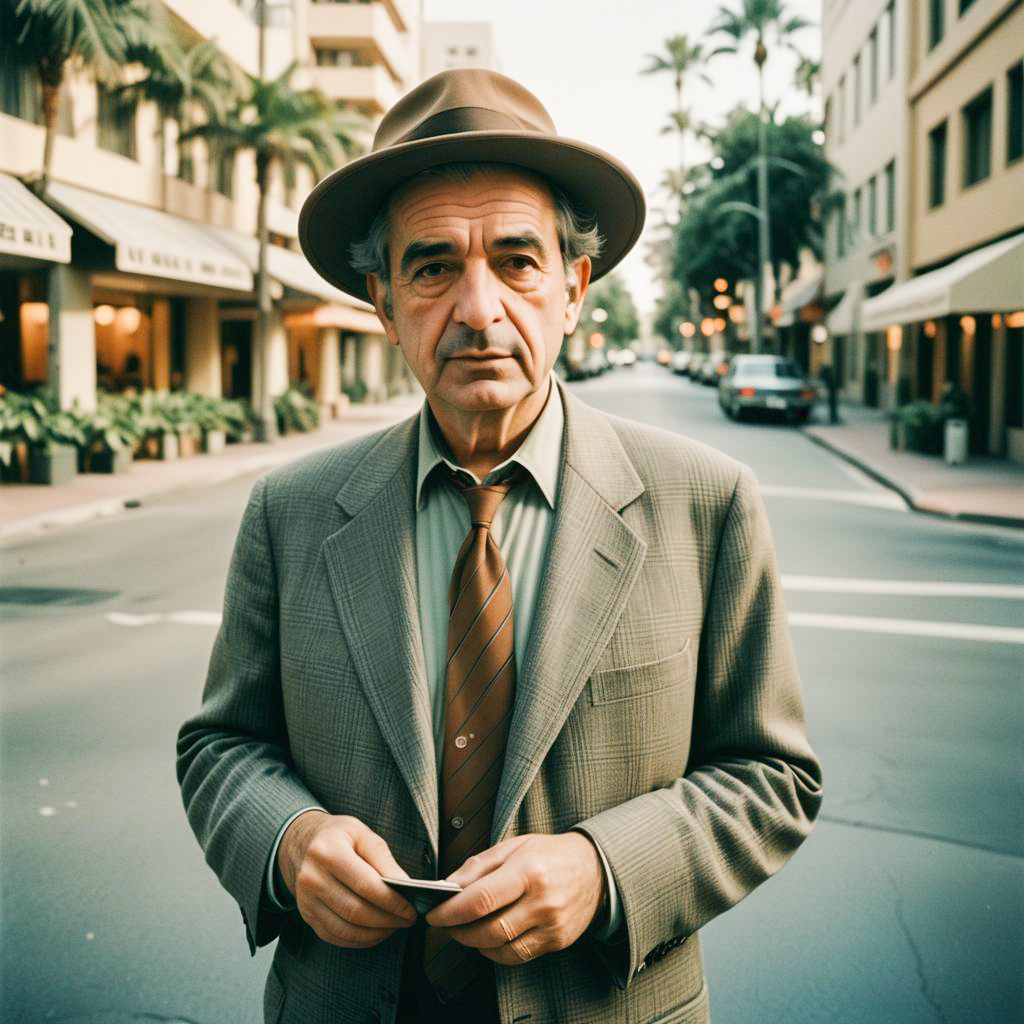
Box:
[430, 377, 551, 479]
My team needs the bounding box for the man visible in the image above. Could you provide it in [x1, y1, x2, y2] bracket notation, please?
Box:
[177, 69, 822, 1024]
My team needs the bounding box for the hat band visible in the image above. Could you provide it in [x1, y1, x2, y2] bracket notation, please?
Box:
[394, 106, 533, 146]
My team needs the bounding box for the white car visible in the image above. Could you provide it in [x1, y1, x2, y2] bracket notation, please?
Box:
[718, 355, 818, 423]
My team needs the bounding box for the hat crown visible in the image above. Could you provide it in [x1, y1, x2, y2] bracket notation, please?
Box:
[373, 69, 557, 152]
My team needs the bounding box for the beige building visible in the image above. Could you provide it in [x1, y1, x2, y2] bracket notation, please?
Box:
[823, 0, 1024, 460]
[0, 0, 420, 432]
[421, 21, 498, 79]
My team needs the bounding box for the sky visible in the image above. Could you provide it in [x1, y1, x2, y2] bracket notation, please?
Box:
[421, 0, 822, 319]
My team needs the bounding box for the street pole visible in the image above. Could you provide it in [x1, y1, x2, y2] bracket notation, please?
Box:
[754, 50, 772, 356]
[253, 0, 276, 441]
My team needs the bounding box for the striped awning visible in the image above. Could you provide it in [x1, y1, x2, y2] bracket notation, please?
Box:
[0, 172, 72, 263]
[45, 182, 252, 291]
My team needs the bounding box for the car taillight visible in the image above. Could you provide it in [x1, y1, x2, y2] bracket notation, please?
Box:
[716, 363, 728, 375]
[800, 389, 816, 399]
[739, 387, 757, 397]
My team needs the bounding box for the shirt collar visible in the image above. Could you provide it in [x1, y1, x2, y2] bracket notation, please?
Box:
[415, 375, 563, 511]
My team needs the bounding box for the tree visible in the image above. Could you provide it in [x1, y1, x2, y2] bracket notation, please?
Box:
[183, 63, 366, 439]
[2, 0, 166, 193]
[794, 55, 820, 98]
[577, 273, 640, 351]
[640, 34, 710, 217]
[706, 0, 813, 350]
[117, 38, 243, 195]
[672, 110, 829, 328]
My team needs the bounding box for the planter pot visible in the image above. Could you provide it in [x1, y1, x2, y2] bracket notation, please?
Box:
[227, 428, 254, 445]
[1, 440, 31, 483]
[88, 447, 133, 474]
[28, 444, 78, 486]
[178, 431, 200, 458]
[203, 429, 227, 455]
[143, 433, 179, 460]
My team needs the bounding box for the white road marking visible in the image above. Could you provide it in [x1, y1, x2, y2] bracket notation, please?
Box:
[788, 612, 1024, 645]
[760, 484, 907, 510]
[166, 610, 222, 626]
[782, 575, 1024, 599]
[105, 611, 163, 627]
[38, 806, 57, 817]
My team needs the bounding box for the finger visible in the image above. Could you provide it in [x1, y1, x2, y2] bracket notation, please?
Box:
[443, 901, 534, 951]
[427, 860, 527, 929]
[305, 897, 400, 949]
[329, 843, 417, 923]
[445, 835, 531, 888]
[323, 883, 420, 931]
[479, 925, 546, 967]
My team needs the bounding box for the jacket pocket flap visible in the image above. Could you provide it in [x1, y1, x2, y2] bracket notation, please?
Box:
[589, 641, 692, 705]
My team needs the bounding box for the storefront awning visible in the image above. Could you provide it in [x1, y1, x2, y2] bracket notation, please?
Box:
[775, 272, 823, 327]
[284, 304, 385, 334]
[45, 182, 253, 291]
[199, 223, 381, 325]
[826, 280, 863, 336]
[861, 232, 1024, 331]
[0, 172, 72, 263]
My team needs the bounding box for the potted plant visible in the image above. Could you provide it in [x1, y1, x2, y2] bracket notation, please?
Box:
[274, 384, 320, 436]
[165, 392, 203, 457]
[28, 407, 85, 485]
[79, 396, 139, 474]
[894, 400, 943, 455]
[193, 395, 231, 454]
[222, 399, 257, 444]
[0, 389, 47, 482]
[133, 390, 179, 460]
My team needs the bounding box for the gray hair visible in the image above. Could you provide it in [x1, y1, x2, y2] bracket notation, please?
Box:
[350, 162, 604, 317]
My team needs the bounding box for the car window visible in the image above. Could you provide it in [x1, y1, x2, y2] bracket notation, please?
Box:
[735, 359, 803, 377]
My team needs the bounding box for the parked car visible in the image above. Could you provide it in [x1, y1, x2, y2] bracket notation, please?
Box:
[582, 349, 610, 376]
[697, 355, 729, 386]
[670, 350, 691, 374]
[685, 353, 705, 378]
[718, 355, 818, 423]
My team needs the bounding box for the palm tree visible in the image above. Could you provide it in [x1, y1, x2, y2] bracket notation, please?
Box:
[707, 0, 813, 351]
[184, 63, 366, 440]
[641, 35, 710, 193]
[117, 38, 243, 198]
[794, 55, 820, 98]
[3, 0, 167, 193]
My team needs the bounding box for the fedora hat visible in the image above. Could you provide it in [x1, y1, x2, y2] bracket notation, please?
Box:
[298, 69, 646, 304]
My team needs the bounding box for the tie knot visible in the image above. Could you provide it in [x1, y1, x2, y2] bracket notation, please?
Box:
[445, 465, 524, 528]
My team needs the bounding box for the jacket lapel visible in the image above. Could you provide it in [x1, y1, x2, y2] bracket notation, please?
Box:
[320, 414, 439, 850]
[493, 383, 647, 843]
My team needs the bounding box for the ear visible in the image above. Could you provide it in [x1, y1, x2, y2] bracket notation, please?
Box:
[563, 255, 592, 335]
[366, 274, 400, 347]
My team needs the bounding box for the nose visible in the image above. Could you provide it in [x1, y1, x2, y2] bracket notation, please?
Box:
[452, 259, 504, 332]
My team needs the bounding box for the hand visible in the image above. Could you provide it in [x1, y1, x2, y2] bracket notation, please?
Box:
[278, 811, 417, 948]
[424, 832, 605, 966]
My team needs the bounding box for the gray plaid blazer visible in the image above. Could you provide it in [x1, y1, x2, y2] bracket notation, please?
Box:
[177, 378, 822, 1024]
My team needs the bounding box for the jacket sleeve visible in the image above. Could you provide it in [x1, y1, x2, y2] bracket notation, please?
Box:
[574, 465, 823, 988]
[176, 475, 323, 954]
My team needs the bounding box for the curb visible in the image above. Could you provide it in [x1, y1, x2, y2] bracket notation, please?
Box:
[801, 428, 1024, 531]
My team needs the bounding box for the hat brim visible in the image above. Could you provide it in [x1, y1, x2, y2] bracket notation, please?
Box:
[298, 131, 646, 304]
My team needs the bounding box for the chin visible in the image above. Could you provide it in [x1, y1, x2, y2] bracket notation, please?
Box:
[444, 379, 530, 412]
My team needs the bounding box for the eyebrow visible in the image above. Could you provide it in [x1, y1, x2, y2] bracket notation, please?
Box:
[398, 232, 551, 277]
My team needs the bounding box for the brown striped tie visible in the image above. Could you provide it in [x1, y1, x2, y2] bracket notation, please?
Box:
[424, 465, 523, 1001]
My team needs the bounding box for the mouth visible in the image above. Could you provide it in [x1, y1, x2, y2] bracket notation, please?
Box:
[451, 352, 512, 361]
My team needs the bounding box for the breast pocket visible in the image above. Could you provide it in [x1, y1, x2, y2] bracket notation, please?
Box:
[588, 639, 692, 705]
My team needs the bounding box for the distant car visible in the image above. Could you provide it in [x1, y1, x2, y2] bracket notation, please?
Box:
[582, 349, 609, 376]
[617, 349, 637, 367]
[670, 350, 691, 374]
[718, 355, 818, 423]
[657, 350, 672, 366]
[685, 353, 705, 378]
[697, 355, 729, 386]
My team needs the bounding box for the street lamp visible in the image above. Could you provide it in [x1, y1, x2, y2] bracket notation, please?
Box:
[591, 307, 608, 323]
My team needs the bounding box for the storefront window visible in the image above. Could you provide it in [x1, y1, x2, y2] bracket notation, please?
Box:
[97, 83, 137, 159]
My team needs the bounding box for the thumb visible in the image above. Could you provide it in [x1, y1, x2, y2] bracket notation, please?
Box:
[352, 825, 410, 880]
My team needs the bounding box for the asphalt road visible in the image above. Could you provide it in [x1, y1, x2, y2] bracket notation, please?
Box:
[2, 361, 1021, 1024]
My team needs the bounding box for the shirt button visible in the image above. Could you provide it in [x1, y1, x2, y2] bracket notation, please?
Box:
[454, 735, 468, 749]
[451, 816, 464, 830]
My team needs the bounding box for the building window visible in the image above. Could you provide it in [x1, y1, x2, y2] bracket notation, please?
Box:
[0, 50, 43, 125]
[867, 175, 878, 236]
[1008, 61, 1024, 164]
[868, 27, 879, 104]
[836, 195, 847, 258]
[959, 0, 976, 12]
[928, 120, 946, 207]
[212, 149, 235, 198]
[824, 95, 833, 142]
[962, 85, 993, 187]
[884, 159, 896, 232]
[97, 83, 136, 160]
[315, 47, 370, 67]
[853, 53, 862, 126]
[887, 1, 897, 80]
[851, 186, 862, 243]
[929, 0, 944, 49]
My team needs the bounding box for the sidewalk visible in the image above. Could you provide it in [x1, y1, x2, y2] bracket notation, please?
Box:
[0, 392, 424, 544]
[803, 403, 1024, 529]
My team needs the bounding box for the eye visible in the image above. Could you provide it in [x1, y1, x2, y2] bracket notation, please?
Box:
[503, 255, 536, 273]
[414, 262, 450, 279]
